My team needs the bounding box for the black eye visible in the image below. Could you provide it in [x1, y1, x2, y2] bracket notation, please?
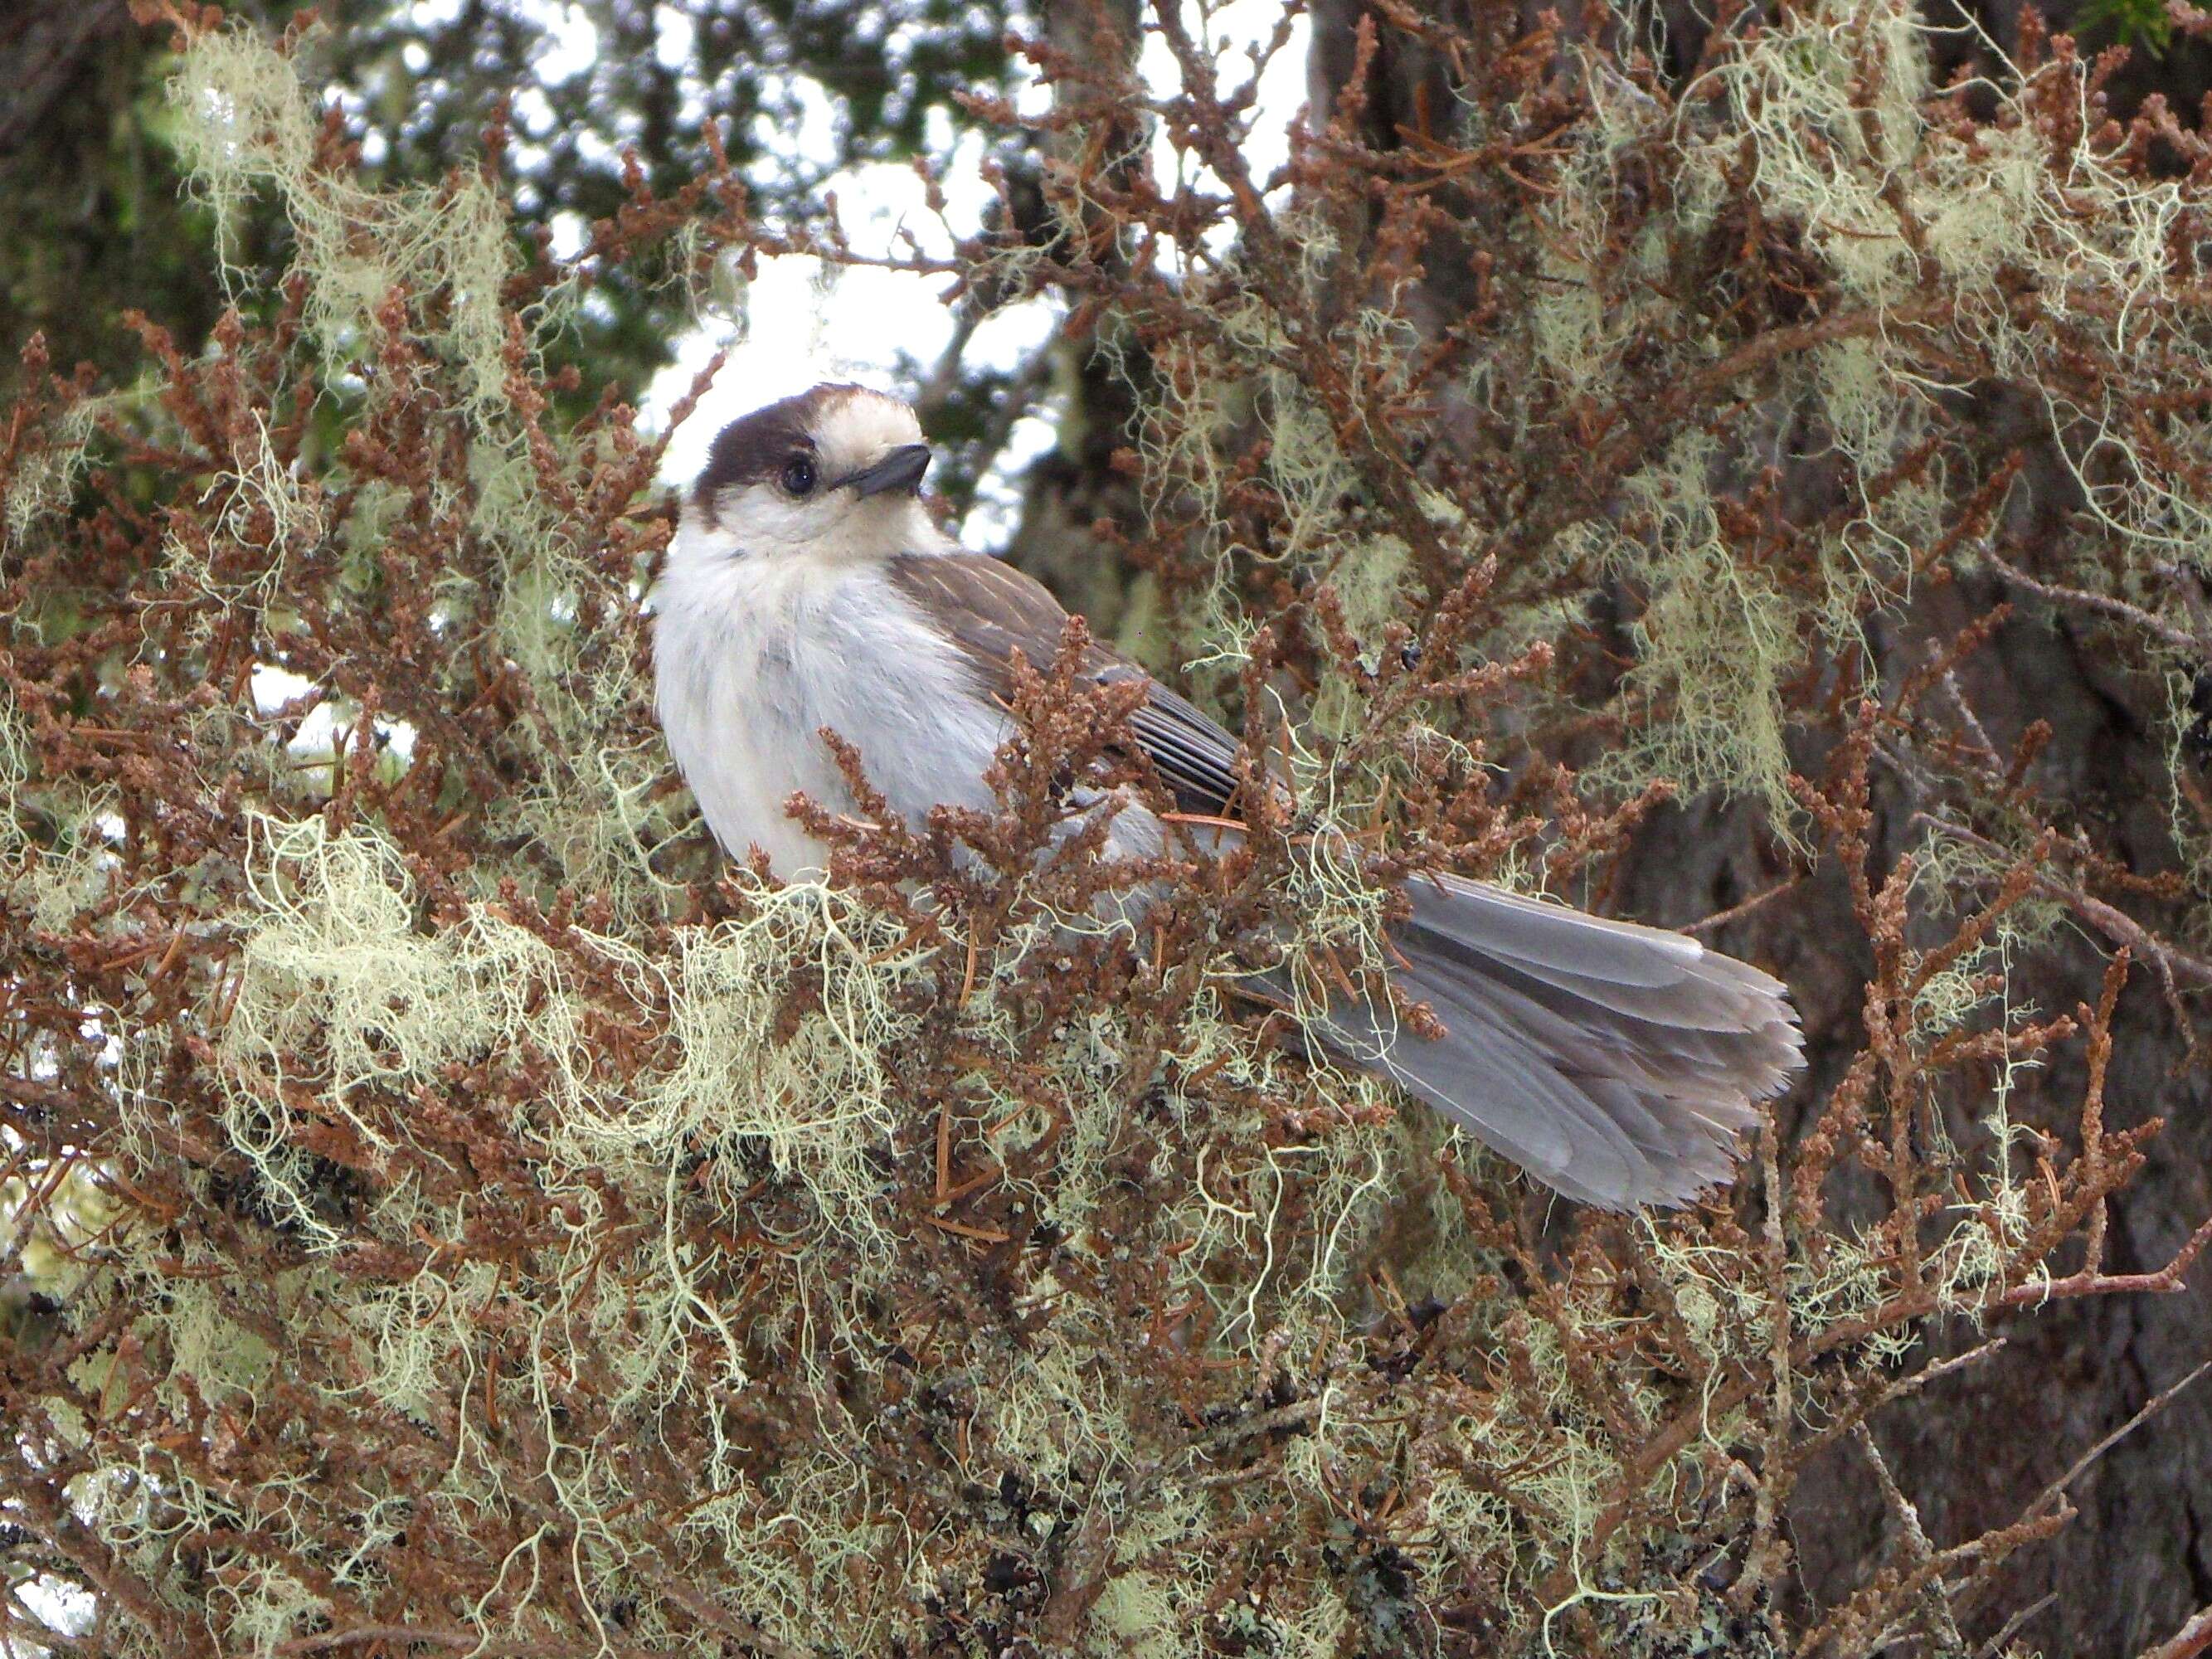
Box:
[780, 455, 817, 496]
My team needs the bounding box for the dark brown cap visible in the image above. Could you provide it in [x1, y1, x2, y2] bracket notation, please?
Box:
[692, 383, 868, 513]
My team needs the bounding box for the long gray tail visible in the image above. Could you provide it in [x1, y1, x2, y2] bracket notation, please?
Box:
[1312, 874, 1803, 1209]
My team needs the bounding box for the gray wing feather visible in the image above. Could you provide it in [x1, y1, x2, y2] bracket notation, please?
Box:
[1116, 678, 1243, 815]
[890, 552, 1242, 814]
[1368, 873, 1800, 1207]
[886, 552, 1801, 1207]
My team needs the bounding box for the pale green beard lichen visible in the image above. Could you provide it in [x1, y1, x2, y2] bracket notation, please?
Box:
[8, 9, 2191, 1655]
[4, 397, 107, 549]
[81, 811, 918, 1651]
[169, 28, 518, 421]
[1504, 0, 2208, 823]
[168, 23, 670, 924]
[1562, 431, 1804, 827]
[140, 807, 1403, 1651]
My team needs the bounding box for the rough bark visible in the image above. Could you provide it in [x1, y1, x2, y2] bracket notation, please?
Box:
[1616, 580, 2212, 1653]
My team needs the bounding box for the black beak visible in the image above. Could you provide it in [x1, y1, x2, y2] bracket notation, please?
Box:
[845, 444, 931, 498]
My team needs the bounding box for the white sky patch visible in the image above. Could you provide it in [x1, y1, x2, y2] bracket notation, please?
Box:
[640, 137, 1066, 547]
[641, 2, 1308, 545]
[250, 664, 419, 776]
[535, 3, 600, 84]
[654, 9, 698, 72]
[1141, 0, 1310, 265]
[548, 209, 588, 260]
[8, 1575, 95, 1647]
[746, 73, 843, 178]
[252, 663, 317, 715]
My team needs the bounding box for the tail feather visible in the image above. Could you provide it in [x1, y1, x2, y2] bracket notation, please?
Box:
[1314, 873, 1802, 1209]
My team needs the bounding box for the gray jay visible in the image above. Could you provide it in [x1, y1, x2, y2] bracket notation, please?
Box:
[654, 383, 1802, 1209]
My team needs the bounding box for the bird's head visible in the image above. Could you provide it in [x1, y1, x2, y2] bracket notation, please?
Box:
[672, 382, 940, 570]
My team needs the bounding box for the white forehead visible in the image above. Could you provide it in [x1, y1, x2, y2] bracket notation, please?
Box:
[812, 391, 922, 470]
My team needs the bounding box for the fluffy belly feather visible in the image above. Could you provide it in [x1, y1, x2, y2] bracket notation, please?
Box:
[655, 557, 1019, 878]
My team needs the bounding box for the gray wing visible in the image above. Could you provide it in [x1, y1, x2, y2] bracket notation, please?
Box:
[889, 552, 1801, 1209]
[889, 552, 1242, 815]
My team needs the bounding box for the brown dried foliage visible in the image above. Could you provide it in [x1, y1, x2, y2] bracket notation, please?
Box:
[4, 3, 2212, 1657]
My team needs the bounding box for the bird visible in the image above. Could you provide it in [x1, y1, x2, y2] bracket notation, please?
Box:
[653, 382, 1803, 1209]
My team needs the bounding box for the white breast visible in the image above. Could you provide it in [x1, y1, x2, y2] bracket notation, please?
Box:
[653, 547, 1009, 878]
